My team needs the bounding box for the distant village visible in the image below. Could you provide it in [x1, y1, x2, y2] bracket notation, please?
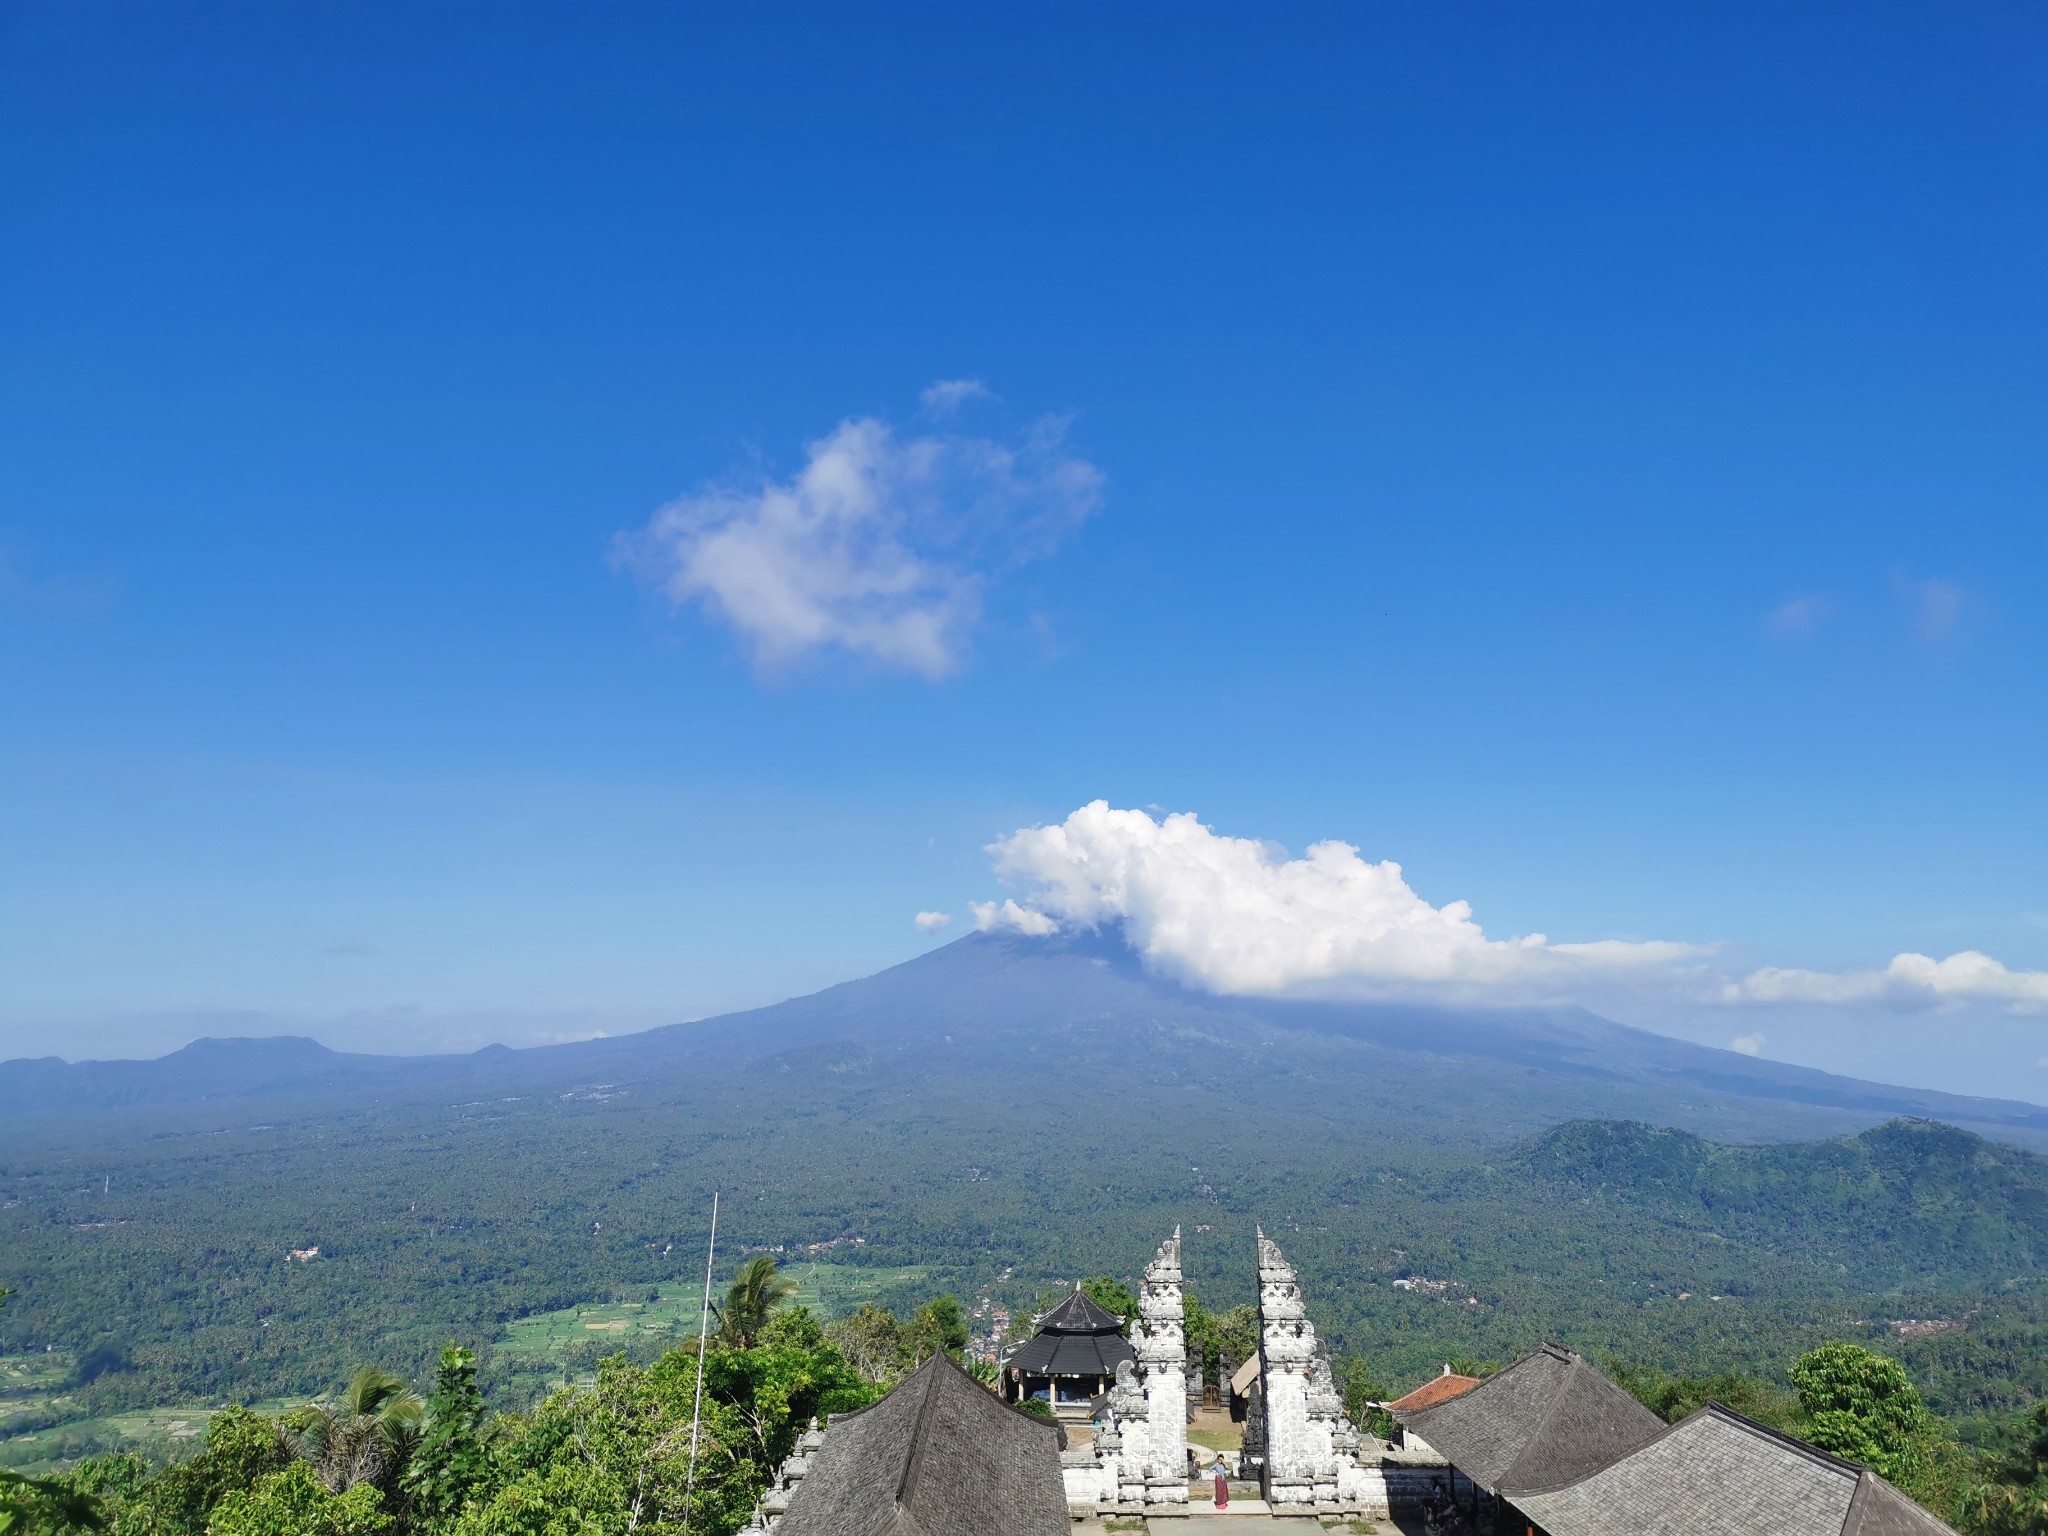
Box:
[752, 1227, 1956, 1535]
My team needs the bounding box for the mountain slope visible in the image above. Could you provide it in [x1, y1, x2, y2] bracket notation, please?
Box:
[6, 931, 2044, 1149]
[1521, 1115, 2048, 1284]
[5, 933, 2048, 1430]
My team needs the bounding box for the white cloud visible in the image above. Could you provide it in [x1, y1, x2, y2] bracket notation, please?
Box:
[970, 899, 1060, 937]
[1730, 1032, 1767, 1056]
[974, 802, 1702, 1003]
[1899, 574, 1966, 644]
[1725, 951, 2048, 1015]
[1765, 596, 1831, 638]
[619, 392, 1102, 677]
[914, 910, 954, 934]
[969, 801, 2048, 1020]
[920, 379, 993, 414]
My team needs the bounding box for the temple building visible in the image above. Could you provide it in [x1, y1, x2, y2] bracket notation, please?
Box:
[1394, 1343, 1959, 1536]
[749, 1232, 1962, 1535]
[1395, 1342, 1666, 1500]
[999, 1287, 1134, 1412]
[763, 1351, 1068, 1536]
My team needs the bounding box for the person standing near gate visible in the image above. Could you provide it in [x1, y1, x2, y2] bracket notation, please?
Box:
[1210, 1454, 1230, 1509]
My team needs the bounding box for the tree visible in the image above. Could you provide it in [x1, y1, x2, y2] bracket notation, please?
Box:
[57, 1456, 150, 1515]
[287, 1368, 426, 1497]
[456, 1353, 754, 1536]
[0, 1293, 97, 1536]
[715, 1259, 796, 1351]
[824, 1304, 903, 1383]
[209, 1464, 391, 1536]
[1610, 1361, 1794, 1429]
[698, 1326, 878, 1473]
[1183, 1294, 1257, 1385]
[2018, 1404, 2048, 1487]
[1080, 1278, 1138, 1327]
[0, 1471, 105, 1536]
[1792, 1342, 1940, 1484]
[1963, 1484, 2048, 1536]
[404, 1346, 492, 1527]
[1337, 1358, 1396, 1439]
[114, 1408, 294, 1536]
[1960, 1403, 2048, 1536]
[906, 1297, 969, 1360]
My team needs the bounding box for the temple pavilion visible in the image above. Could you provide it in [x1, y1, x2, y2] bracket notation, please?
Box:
[1000, 1288, 1134, 1412]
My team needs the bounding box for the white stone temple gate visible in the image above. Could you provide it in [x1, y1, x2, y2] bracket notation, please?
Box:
[1061, 1223, 1438, 1519]
[1060, 1228, 1190, 1514]
[1245, 1226, 1374, 1513]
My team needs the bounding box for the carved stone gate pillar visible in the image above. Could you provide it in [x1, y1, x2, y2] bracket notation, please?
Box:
[1254, 1228, 1349, 1511]
[1122, 1227, 1189, 1509]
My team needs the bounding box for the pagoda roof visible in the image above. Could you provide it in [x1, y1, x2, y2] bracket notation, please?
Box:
[1005, 1289, 1133, 1379]
[1035, 1290, 1126, 1334]
[1007, 1326, 1135, 1380]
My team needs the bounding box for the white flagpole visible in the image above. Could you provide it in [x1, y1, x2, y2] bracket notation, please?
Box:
[683, 1190, 719, 1535]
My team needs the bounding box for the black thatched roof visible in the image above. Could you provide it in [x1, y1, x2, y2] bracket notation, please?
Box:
[1005, 1289, 1134, 1379]
[1006, 1328, 1134, 1379]
[776, 1352, 1068, 1536]
[1396, 1343, 1663, 1495]
[1510, 1402, 1959, 1536]
[1036, 1290, 1125, 1334]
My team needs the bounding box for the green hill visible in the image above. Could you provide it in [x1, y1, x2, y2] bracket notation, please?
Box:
[5, 933, 2046, 1462]
[1521, 1116, 2048, 1284]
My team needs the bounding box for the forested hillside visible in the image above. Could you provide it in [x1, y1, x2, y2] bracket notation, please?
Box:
[4, 933, 2046, 1479]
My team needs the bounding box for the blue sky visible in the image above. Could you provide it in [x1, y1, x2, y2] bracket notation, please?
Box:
[2, 3, 2044, 1096]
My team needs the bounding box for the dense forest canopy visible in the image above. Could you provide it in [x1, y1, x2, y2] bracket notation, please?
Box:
[6, 937, 2048, 1529]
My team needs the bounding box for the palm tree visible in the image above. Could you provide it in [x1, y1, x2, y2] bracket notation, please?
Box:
[715, 1257, 797, 1349]
[287, 1366, 426, 1494]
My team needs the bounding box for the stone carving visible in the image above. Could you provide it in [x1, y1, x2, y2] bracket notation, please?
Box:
[1254, 1228, 1371, 1510]
[1058, 1229, 1188, 1514]
[757, 1417, 828, 1530]
[1126, 1228, 1189, 1505]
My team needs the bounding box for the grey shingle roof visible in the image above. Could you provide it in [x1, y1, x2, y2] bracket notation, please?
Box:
[1005, 1288, 1133, 1378]
[1842, 1464, 1961, 1536]
[1396, 1343, 1664, 1494]
[1005, 1329, 1134, 1379]
[1035, 1290, 1125, 1334]
[1511, 1404, 1959, 1536]
[776, 1351, 1069, 1536]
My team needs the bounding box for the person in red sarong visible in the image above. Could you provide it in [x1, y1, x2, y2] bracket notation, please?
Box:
[1211, 1455, 1231, 1509]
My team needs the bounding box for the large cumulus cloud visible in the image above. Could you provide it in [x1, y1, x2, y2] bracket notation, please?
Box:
[970, 801, 2048, 1017]
[974, 801, 1701, 1004]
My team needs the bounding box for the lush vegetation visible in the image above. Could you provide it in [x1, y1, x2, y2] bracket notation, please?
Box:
[10, 1276, 2048, 1536]
[0, 1267, 897, 1536]
[6, 977, 2048, 1532]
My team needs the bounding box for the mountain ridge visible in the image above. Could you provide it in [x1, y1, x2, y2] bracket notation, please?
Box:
[5, 931, 2045, 1148]
[7, 932, 2048, 1430]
